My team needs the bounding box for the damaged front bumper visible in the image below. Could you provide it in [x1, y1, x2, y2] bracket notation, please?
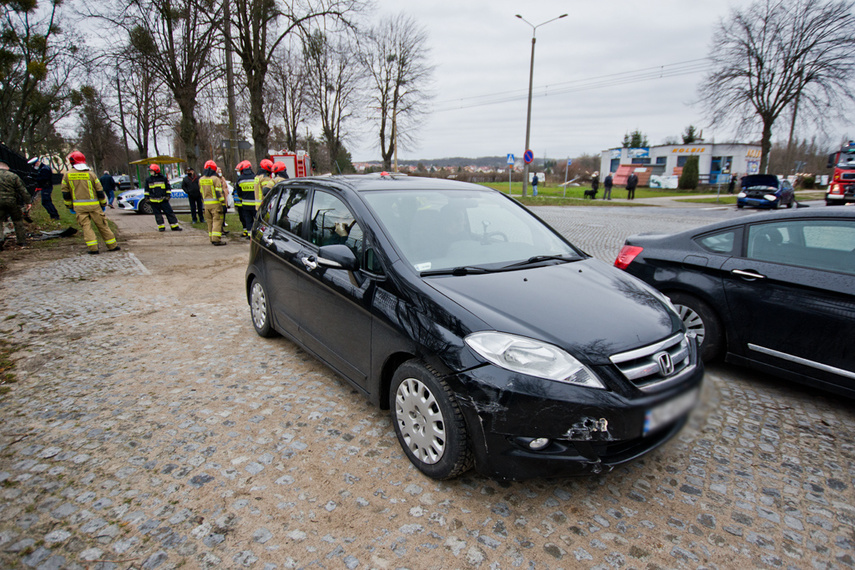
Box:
[450, 362, 704, 481]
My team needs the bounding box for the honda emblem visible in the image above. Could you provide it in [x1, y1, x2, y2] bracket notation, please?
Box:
[656, 351, 675, 376]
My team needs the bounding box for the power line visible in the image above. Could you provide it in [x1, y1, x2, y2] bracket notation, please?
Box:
[432, 58, 712, 113]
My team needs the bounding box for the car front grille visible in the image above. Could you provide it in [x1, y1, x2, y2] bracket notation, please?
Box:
[609, 333, 696, 393]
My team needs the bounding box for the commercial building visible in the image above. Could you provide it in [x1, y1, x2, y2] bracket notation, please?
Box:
[600, 143, 762, 184]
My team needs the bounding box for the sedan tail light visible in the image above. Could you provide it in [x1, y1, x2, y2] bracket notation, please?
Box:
[614, 245, 643, 269]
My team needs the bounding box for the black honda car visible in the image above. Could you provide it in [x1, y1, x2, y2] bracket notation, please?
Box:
[616, 208, 855, 397]
[246, 174, 703, 481]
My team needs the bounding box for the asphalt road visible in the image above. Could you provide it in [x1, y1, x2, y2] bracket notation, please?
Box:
[0, 198, 852, 570]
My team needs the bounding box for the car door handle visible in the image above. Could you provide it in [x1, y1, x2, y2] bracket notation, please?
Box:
[301, 256, 318, 271]
[731, 269, 766, 280]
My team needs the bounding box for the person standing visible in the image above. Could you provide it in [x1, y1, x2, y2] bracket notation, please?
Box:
[31, 158, 59, 219]
[99, 171, 117, 209]
[181, 167, 203, 223]
[144, 164, 182, 232]
[728, 174, 737, 194]
[603, 172, 613, 200]
[61, 151, 120, 254]
[626, 171, 638, 200]
[531, 173, 539, 197]
[200, 160, 227, 246]
[272, 161, 289, 183]
[253, 159, 275, 203]
[0, 161, 32, 249]
[590, 171, 599, 199]
[234, 160, 256, 238]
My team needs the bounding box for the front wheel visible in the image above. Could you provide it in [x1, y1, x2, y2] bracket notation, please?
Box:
[139, 199, 153, 215]
[249, 278, 276, 338]
[390, 361, 472, 480]
[667, 292, 724, 362]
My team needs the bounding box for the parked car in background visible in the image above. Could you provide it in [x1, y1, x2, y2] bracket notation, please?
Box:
[113, 175, 136, 192]
[615, 208, 855, 397]
[117, 177, 233, 214]
[737, 174, 795, 209]
[246, 174, 703, 481]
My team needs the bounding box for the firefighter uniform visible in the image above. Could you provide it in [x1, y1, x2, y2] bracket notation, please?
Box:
[144, 169, 182, 232]
[0, 166, 32, 247]
[236, 165, 257, 237]
[200, 162, 227, 245]
[61, 152, 120, 254]
[254, 159, 275, 206]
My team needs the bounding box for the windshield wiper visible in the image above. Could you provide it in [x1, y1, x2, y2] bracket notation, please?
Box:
[501, 254, 579, 270]
[421, 265, 495, 277]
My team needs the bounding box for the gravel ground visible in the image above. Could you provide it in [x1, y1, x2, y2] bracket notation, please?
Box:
[0, 206, 853, 569]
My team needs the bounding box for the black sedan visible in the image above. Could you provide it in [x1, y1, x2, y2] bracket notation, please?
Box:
[246, 174, 703, 481]
[615, 208, 855, 397]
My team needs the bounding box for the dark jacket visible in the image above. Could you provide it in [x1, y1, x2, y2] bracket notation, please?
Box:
[591, 175, 599, 191]
[0, 169, 31, 207]
[626, 173, 638, 190]
[36, 164, 53, 190]
[604, 175, 613, 189]
[99, 173, 117, 194]
[182, 173, 200, 197]
[236, 168, 256, 206]
[532, 175, 539, 186]
[144, 174, 171, 202]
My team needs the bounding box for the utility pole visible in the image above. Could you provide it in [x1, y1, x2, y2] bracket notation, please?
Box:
[223, 0, 238, 171]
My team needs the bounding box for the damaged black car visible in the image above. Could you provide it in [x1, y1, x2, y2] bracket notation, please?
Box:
[245, 174, 703, 481]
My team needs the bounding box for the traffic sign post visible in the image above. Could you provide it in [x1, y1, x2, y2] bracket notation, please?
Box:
[507, 154, 514, 194]
[524, 149, 534, 164]
[564, 158, 572, 197]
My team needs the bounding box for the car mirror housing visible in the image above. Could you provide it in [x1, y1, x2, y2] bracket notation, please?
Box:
[318, 244, 359, 271]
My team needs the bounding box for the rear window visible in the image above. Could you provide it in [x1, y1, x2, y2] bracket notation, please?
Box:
[695, 230, 736, 254]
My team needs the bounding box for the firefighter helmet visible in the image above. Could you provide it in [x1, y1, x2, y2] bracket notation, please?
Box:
[236, 160, 252, 171]
[68, 151, 86, 165]
[273, 161, 286, 173]
[149, 164, 160, 174]
[259, 158, 274, 172]
[204, 160, 218, 171]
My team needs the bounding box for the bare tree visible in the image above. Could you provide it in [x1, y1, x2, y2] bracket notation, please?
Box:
[303, 29, 362, 172]
[699, 0, 855, 173]
[75, 85, 124, 172]
[228, 0, 363, 164]
[268, 40, 310, 152]
[357, 13, 434, 171]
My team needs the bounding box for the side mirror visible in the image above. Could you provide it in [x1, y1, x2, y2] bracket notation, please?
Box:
[318, 244, 359, 271]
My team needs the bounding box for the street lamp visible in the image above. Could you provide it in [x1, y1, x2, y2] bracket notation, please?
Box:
[516, 13, 567, 197]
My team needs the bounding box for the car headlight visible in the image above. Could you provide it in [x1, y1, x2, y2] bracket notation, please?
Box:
[763, 194, 777, 201]
[465, 331, 605, 389]
[737, 192, 746, 198]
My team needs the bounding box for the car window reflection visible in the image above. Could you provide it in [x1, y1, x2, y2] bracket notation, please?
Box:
[747, 220, 855, 274]
[275, 188, 307, 236]
[310, 191, 363, 260]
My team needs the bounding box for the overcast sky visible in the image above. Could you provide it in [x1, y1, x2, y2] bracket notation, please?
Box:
[350, 0, 855, 162]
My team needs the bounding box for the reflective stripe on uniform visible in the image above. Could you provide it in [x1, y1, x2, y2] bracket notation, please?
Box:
[69, 171, 97, 205]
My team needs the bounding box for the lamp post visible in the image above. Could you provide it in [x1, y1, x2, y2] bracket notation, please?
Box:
[516, 13, 567, 197]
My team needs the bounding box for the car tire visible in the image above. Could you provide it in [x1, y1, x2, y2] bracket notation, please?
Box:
[667, 292, 724, 363]
[390, 361, 473, 480]
[139, 200, 154, 215]
[737, 203, 744, 209]
[249, 278, 276, 338]
[787, 196, 794, 208]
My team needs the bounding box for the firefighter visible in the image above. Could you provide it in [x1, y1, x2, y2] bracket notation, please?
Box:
[144, 164, 182, 232]
[253, 159, 275, 207]
[200, 160, 227, 246]
[272, 161, 289, 183]
[235, 160, 256, 238]
[61, 151, 120, 254]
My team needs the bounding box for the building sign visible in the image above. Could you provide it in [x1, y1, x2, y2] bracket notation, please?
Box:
[671, 147, 707, 154]
[610, 148, 621, 159]
[746, 149, 761, 158]
[628, 147, 649, 158]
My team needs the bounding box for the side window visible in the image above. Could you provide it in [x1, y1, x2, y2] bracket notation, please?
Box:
[258, 189, 280, 224]
[747, 220, 855, 274]
[310, 191, 363, 260]
[695, 229, 736, 254]
[275, 187, 308, 236]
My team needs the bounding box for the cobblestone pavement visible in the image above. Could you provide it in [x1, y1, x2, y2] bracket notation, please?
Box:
[0, 208, 853, 570]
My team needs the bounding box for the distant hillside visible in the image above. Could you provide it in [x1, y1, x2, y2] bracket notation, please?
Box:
[395, 156, 515, 168]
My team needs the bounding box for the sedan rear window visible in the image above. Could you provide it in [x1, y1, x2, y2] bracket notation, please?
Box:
[695, 230, 735, 254]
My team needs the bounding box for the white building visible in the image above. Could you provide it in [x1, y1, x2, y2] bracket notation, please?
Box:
[600, 143, 762, 184]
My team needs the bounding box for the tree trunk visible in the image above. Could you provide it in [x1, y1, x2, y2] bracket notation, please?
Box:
[177, 97, 198, 168]
[760, 118, 773, 174]
[249, 69, 270, 164]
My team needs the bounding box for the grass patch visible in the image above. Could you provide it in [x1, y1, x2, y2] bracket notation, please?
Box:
[479, 182, 727, 204]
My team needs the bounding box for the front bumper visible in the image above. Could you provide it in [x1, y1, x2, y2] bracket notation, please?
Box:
[826, 192, 855, 204]
[117, 198, 139, 211]
[737, 197, 778, 209]
[450, 358, 704, 481]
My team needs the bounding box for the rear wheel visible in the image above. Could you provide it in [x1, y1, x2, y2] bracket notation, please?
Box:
[667, 292, 724, 362]
[249, 278, 276, 338]
[390, 361, 472, 480]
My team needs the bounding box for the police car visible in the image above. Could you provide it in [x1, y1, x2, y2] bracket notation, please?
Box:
[117, 178, 234, 214]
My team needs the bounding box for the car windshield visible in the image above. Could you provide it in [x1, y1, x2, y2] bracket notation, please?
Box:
[362, 188, 582, 273]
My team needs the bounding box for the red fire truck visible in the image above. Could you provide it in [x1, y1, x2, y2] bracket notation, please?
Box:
[269, 150, 313, 178]
[826, 141, 855, 206]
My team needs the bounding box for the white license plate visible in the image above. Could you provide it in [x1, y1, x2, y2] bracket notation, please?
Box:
[643, 388, 699, 436]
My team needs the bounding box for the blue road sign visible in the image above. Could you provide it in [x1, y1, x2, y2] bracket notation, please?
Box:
[523, 150, 534, 164]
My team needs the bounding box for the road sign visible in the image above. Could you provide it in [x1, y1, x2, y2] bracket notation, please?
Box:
[523, 150, 534, 164]
[567, 159, 572, 166]
[507, 154, 515, 165]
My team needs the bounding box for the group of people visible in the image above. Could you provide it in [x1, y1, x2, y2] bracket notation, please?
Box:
[587, 171, 637, 201]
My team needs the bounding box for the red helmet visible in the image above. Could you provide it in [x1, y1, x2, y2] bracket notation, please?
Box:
[204, 160, 218, 171]
[273, 161, 286, 173]
[236, 160, 252, 171]
[259, 158, 274, 172]
[68, 151, 86, 165]
[149, 164, 161, 174]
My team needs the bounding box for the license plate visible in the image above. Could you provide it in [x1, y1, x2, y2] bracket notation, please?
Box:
[643, 388, 699, 436]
